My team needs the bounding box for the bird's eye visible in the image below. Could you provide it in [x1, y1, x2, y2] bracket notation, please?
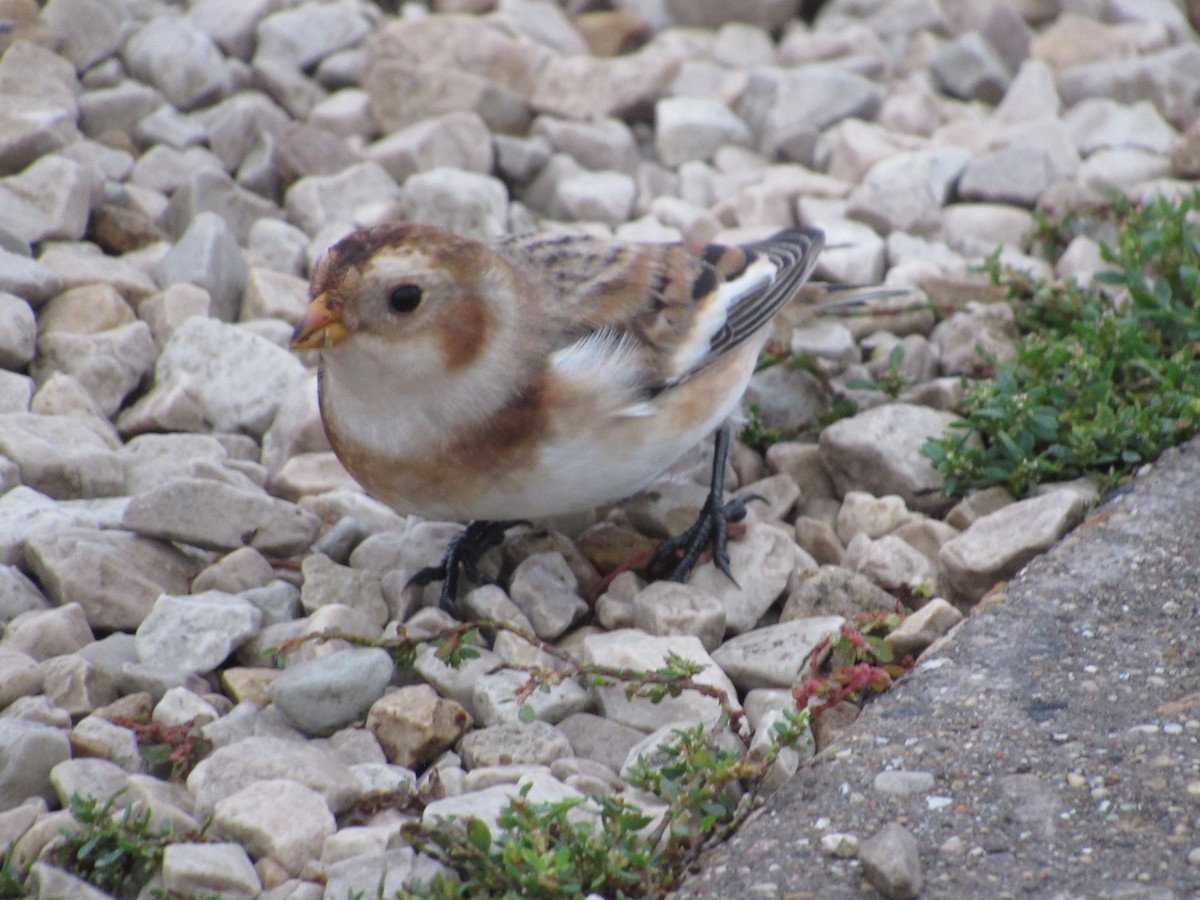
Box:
[387, 283, 422, 313]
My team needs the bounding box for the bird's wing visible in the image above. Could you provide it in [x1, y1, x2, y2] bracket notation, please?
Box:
[501, 228, 825, 392]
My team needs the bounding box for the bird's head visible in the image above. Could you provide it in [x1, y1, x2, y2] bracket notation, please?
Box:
[292, 223, 520, 381]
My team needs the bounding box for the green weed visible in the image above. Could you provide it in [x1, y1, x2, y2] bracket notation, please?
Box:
[53, 790, 180, 898]
[924, 191, 1200, 497]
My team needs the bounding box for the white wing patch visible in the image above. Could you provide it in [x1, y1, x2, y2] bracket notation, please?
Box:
[669, 255, 777, 379]
[550, 328, 654, 417]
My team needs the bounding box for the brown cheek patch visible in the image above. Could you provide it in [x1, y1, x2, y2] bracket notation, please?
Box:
[438, 292, 489, 371]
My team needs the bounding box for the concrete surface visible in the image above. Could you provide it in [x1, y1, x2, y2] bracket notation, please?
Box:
[677, 436, 1200, 900]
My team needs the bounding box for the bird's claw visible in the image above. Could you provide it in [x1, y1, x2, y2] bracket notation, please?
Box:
[407, 520, 526, 615]
[649, 492, 764, 585]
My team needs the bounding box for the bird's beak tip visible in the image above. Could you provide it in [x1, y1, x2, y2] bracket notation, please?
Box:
[291, 292, 349, 351]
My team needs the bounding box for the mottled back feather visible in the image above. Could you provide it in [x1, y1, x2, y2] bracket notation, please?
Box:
[498, 228, 824, 390]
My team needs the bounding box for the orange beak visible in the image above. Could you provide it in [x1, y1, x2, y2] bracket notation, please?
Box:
[291, 292, 350, 351]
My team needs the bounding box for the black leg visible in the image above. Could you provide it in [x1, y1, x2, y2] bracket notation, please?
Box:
[408, 520, 524, 615]
[648, 424, 763, 584]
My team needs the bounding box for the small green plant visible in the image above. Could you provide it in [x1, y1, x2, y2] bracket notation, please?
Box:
[397, 711, 810, 900]
[53, 790, 180, 898]
[923, 190, 1200, 498]
[279, 622, 813, 899]
[114, 717, 212, 780]
[0, 845, 28, 898]
[846, 344, 910, 399]
[793, 611, 913, 716]
[740, 402, 796, 452]
[813, 395, 860, 432]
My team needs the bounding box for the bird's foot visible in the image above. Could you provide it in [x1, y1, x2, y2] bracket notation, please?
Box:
[647, 492, 763, 585]
[408, 520, 526, 615]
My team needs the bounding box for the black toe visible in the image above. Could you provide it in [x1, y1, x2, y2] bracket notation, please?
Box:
[407, 520, 525, 615]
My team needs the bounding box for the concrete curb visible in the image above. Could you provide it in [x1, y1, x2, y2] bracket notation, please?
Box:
[677, 437, 1200, 900]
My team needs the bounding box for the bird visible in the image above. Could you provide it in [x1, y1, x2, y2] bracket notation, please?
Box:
[291, 222, 826, 612]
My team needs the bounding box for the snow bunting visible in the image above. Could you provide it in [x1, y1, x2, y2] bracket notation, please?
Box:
[292, 223, 825, 608]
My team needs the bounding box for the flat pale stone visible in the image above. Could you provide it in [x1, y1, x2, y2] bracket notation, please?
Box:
[123, 17, 233, 111]
[556, 712, 643, 774]
[471, 667, 591, 726]
[422, 771, 584, 832]
[42, 0, 121, 70]
[581, 629, 740, 731]
[151, 686, 220, 730]
[751, 65, 885, 163]
[508, 552, 586, 640]
[836, 492, 916, 544]
[187, 735, 361, 816]
[0, 156, 96, 244]
[47, 757, 130, 810]
[958, 122, 1081, 207]
[323, 847, 418, 900]
[35, 242, 158, 303]
[269, 451, 360, 501]
[32, 321, 157, 418]
[25, 863, 112, 900]
[123, 476, 320, 557]
[37, 283, 135, 337]
[456, 720, 574, 769]
[373, 11, 545, 90]
[711, 616, 844, 690]
[655, 96, 751, 167]
[135, 591, 263, 677]
[0, 292, 34, 369]
[0, 246, 64, 306]
[120, 432, 258, 496]
[0, 562, 48, 623]
[2, 602, 94, 661]
[153, 211, 247, 322]
[940, 491, 1087, 604]
[0, 487, 107, 565]
[153, 316, 306, 438]
[398, 167, 509, 240]
[886, 598, 963, 656]
[366, 110, 493, 183]
[284, 161, 401, 236]
[687, 523, 799, 635]
[781, 565, 897, 621]
[632, 581, 726, 651]
[413, 644, 504, 720]
[192, 546, 275, 595]
[212, 779, 335, 876]
[70, 716, 143, 773]
[239, 267, 309, 324]
[843, 533, 941, 595]
[161, 166, 281, 245]
[0, 648, 42, 709]
[255, 0, 372, 69]
[161, 843, 261, 899]
[819, 404, 961, 514]
[0, 371, 32, 414]
[25, 527, 201, 632]
[0, 413, 123, 500]
[0, 719, 70, 809]
[299, 553, 386, 628]
[846, 148, 970, 236]
[930, 31, 1012, 104]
